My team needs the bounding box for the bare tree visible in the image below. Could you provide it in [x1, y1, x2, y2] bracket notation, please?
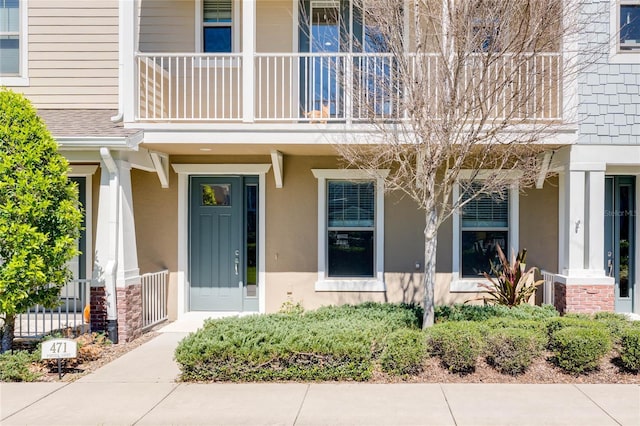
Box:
[325, 0, 582, 327]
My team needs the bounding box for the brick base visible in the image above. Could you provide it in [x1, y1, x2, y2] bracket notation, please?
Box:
[116, 283, 143, 343]
[554, 282, 614, 315]
[90, 286, 108, 333]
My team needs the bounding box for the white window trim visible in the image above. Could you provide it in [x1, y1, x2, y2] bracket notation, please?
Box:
[610, 1, 640, 64]
[312, 169, 389, 292]
[195, 0, 240, 53]
[0, 0, 28, 86]
[68, 165, 98, 282]
[172, 163, 271, 317]
[451, 170, 520, 292]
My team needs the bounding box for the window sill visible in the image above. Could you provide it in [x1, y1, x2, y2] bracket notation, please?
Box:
[450, 279, 491, 293]
[609, 52, 640, 64]
[0, 76, 29, 87]
[315, 279, 386, 292]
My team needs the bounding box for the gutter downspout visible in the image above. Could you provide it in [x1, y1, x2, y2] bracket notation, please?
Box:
[111, 0, 125, 123]
[100, 147, 120, 343]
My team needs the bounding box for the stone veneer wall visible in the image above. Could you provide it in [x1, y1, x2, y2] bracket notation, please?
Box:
[554, 282, 614, 314]
[116, 284, 143, 343]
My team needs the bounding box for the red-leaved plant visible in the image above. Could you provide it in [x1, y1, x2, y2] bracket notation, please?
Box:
[480, 246, 543, 306]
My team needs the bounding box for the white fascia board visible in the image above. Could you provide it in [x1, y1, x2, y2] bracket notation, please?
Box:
[56, 133, 144, 151]
[570, 145, 640, 167]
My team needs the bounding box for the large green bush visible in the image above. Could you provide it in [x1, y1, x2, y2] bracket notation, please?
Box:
[176, 303, 421, 381]
[0, 349, 40, 382]
[426, 321, 484, 374]
[620, 327, 640, 372]
[546, 317, 608, 350]
[0, 89, 83, 352]
[379, 329, 426, 376]
[552, 326, 612, 374]
[485, 328, 545, 375]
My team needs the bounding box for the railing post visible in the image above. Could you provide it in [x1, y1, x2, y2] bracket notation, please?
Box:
[242, 0, 255, 123]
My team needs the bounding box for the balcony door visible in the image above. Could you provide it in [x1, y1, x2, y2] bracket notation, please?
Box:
[604, 176, 635, 313]
[298, 0, 396, 120]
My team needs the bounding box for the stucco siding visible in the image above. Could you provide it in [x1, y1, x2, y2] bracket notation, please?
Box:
[10, 0, 119, 108]
[578, 0, 640, 144]
[129, 155, 558, 315]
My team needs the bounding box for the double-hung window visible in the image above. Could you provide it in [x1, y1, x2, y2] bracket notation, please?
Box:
[460, 182, 509, 278]
[202, 0, 233, 53]
[312, 169, 388, 291]
[0, 0, 27, 85]
[452, 174, 519, 290]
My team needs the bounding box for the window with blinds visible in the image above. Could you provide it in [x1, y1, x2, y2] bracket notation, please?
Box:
[203, 0, 232, 53]
[327, 180, 375, 277]
[460, 181, 509, 278]
[0, 0, 19, 75]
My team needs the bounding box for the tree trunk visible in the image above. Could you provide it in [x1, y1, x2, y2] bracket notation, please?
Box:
[1, 314, 15, 353]
[422, 207, 439, 328]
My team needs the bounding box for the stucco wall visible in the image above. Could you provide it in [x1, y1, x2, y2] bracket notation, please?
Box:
[129, 155, 558, 314]
[578, 1, 640, 144]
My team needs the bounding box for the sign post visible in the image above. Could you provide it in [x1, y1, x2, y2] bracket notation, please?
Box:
[41, 338, 78, 379]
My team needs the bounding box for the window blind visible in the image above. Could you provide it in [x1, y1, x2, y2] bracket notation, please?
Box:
[328, 180, 375, 227]
[461, 182, 508, 228]
[204, 0, 232, 23]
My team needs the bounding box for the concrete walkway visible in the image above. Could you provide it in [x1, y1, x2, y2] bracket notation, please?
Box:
[2, 315, 639, 426]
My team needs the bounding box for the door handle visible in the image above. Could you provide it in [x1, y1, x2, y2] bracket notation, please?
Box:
[234, 250, 240, 276]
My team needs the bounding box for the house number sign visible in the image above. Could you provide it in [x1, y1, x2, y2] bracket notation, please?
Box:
[41, 338, 77, 379]
[41, 338, 77, 359]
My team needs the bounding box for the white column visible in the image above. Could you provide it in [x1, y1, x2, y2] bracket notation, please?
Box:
[242, 0, 256, 123]
[115, 160, 140, 288]
[586, 170, 606, 274]
[564, 169, 586, 275]
[94, 163, 119, 322]
[120, 0, 136, 122]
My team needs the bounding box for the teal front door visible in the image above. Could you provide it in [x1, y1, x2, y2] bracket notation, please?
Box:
[604, 176, 635, 313]
[190, 176, 243, 311]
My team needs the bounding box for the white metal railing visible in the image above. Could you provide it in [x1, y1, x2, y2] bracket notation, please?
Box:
[14, 279, 92, 338]
[141, 270, 169, 331]
[136, 52, 562, 123]
[542, 270, 555, 306]
[137, 53, 243, 121]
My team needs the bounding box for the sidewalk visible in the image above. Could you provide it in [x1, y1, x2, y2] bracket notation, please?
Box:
[2, 315, 639, 426]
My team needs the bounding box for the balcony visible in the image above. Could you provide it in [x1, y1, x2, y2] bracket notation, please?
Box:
[135, 52, 563, 124]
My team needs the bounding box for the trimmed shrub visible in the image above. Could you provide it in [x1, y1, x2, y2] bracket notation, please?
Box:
[0, 350, 40, 382]
[176, 303, 421, 382]
[379, 329, 426, 376]
[435, 304, 558, 323]
[620, 327, 640, 372]
[484, 318, 548, 334]
[485, 328, 545, 375]
[426, 322, 484, 374]
[593, 312, 631, 344]
[552, 326, 612, 374]
[545, 317, 607, 350]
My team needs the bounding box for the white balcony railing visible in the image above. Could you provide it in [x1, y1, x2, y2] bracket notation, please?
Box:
[136, 52, 562, 123]
[141, 270, 169, 331]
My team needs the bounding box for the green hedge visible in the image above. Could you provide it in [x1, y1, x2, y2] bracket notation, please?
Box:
[485, 328, 545, 375]
[0, 350, 40, 382]
[435, 304, 558, 323]
[426, 321, 484, 374]
[552, 326, 612, 374]
[620, 327, 640, 372]
[175, 303, 421, 382]
[379, 329, 426, 376]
